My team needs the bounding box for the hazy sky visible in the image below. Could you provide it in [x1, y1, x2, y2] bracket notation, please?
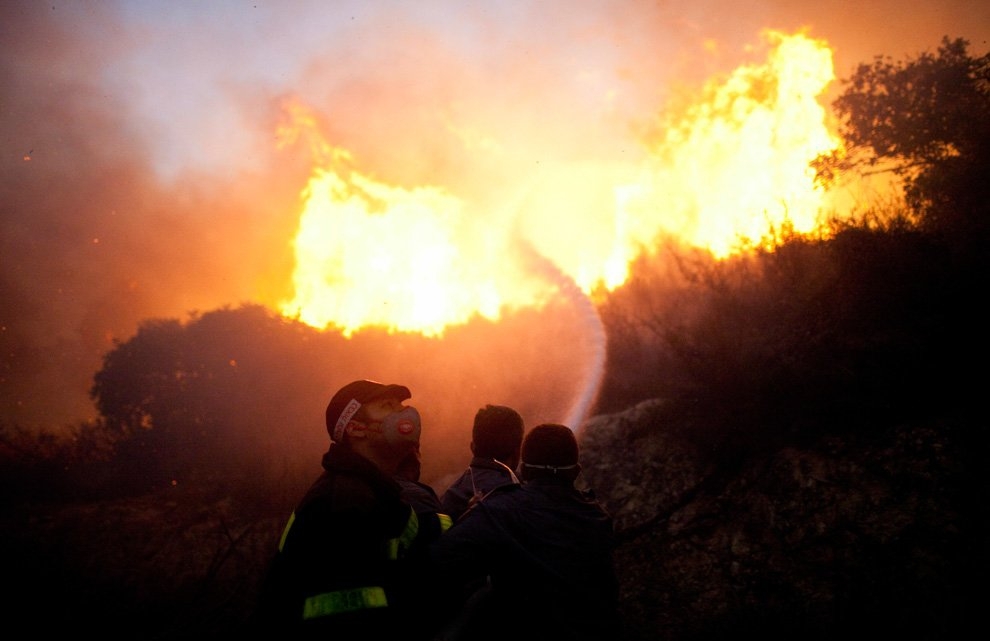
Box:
[2, 0, 988, 430]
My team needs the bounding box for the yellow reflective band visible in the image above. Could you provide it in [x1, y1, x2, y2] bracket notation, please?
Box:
[385, 507, 420, 560]
[398, 507, 420, 553]
[302, 586, 388, 619]
[439, 513, 453, 533]
[278, 512, 296, 553]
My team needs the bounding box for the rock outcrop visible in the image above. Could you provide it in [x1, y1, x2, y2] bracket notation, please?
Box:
[579, 399, 979, 640]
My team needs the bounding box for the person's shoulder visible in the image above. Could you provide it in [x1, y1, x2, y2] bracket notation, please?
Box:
[482, 482, 523, 501]
[301, 469, 379, 512]
[472, 457, 513, 473]
[453, 482, 521, 520]
[471, 461, 518, 486]
[400, 479, 442, 512]
[440, 471, 473, 500]
[445, 469, 473, 487]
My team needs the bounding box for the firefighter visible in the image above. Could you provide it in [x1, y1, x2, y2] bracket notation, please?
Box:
[431, 423, 622, 641]
[440, 404, 524, 522]
[254, 379, 452, 640]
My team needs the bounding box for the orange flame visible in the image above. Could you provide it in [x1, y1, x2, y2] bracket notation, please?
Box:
[279, 30, 843, 335]
[622, 29, 841, 258]
[277, 106, 545, 337]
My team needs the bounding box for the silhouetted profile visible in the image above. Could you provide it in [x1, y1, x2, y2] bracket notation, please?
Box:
[431, 423, 621, 641]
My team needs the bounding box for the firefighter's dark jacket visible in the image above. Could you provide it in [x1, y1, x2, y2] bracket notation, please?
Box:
[440, 456, 519, 522]
[430, 477, 621, 641]
[255, 442, 451, 639]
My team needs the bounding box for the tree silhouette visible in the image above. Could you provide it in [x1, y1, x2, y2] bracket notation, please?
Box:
[815, 37, 990, 243]
[90, 305, 335, 495]
[597, 38, 989, 463]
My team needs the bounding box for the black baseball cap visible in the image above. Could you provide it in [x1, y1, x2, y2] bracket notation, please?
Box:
[326, 379, 411, 442]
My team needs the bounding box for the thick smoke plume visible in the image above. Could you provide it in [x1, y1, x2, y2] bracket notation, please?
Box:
[2, 1, 987, 442]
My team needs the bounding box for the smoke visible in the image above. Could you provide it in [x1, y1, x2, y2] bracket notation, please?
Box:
[2, 0, 987, 432]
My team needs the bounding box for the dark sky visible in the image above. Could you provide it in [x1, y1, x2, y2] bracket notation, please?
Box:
[2, 1, 988, 431]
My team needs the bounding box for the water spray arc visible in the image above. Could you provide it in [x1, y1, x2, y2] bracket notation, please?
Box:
[515, 237, 607, 434]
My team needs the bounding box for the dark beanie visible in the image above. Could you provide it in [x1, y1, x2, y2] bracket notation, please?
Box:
[521, 423, 578, 468]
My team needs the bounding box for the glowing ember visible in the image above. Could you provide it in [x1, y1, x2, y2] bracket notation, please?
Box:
[279, 30, 843, 335]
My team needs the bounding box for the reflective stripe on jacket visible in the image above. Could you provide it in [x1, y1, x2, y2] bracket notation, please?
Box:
[255, 443, 451, 639]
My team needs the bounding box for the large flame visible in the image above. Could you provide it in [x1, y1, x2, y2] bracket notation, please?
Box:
[279, 30, 843, 335]
[622, 29, 841, 258]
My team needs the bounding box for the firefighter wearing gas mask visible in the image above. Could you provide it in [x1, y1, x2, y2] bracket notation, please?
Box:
[255, 379, 452, 640]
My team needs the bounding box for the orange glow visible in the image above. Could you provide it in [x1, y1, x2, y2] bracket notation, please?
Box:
[280, 30, 845, 335]
[623, 29, 841, 258]
[277, 104, 546, 337]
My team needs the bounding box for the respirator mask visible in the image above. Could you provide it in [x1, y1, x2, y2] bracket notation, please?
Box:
[378, 406, 422, 448]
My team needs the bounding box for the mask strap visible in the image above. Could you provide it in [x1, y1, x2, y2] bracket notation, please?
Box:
[521, 463, 578, 474]
[334, 399, 362, 441]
